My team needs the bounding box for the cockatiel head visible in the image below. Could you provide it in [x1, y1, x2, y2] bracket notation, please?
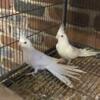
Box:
[56, 24, 68, 42]
[19, 35, 33, 49]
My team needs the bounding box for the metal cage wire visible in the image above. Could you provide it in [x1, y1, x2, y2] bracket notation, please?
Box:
[0, 0, 100, 100]
[0, 0, 63, 79]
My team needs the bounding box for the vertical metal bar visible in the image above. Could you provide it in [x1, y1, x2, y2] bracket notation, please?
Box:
[63, 0, 68, 27]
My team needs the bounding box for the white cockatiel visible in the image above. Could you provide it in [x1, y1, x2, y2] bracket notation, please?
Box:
[19, 36, 85, 88]
[56, 24, 100, 64]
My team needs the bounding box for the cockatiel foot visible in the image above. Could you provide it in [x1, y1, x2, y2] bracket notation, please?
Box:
[57, 58, 67, 64]
[26, 69, 38, 76]
[26, 72, 36, 76]
[57, 58, 72, 65]
[67, 59, 72, 65]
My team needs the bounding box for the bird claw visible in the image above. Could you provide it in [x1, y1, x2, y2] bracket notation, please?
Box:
[67, 59, 71, 65]
[26, 69, 38, 76]
[57, 58, 66, 64]
[57, 58, 72, 65]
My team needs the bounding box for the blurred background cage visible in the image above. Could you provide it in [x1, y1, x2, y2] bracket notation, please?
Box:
[0, 0, 100, 100]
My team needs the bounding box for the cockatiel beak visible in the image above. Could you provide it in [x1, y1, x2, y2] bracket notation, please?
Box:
[18, 40, 22, 46]
[18, 41, 20, 46]
[56, 35, 59, 39]
[55, 35, 59, 43]
[18, 41, 22, 51]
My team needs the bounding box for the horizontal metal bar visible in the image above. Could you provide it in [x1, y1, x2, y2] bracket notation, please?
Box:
[0, 2, 64, 19]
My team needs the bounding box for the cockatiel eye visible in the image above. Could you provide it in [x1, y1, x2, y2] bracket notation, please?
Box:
[24, 41, 27, 44]
[61, 35, 63, 37]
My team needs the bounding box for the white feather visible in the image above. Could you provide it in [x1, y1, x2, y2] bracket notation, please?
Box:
[79, 48, 100, 57]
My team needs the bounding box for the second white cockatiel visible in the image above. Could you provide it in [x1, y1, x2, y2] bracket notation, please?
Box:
[56, 24, 100, 64]
[19, 36, 85, 88]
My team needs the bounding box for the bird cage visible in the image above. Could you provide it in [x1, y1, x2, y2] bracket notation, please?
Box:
[0, 0, 100, 100]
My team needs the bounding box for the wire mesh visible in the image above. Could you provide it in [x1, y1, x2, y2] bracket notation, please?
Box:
[3, 52, 100, 100]
[0, 0, 64, 79]
[0, 0, 100, 100]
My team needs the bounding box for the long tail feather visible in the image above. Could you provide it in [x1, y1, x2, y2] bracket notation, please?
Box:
[79, 48, 100, 57]
[55, 72, 74, 88]
[46, 63, 85, 88]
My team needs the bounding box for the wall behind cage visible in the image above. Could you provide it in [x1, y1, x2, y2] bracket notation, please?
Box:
[66, 0, 100, 49]
[0, 0, 100, 50]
